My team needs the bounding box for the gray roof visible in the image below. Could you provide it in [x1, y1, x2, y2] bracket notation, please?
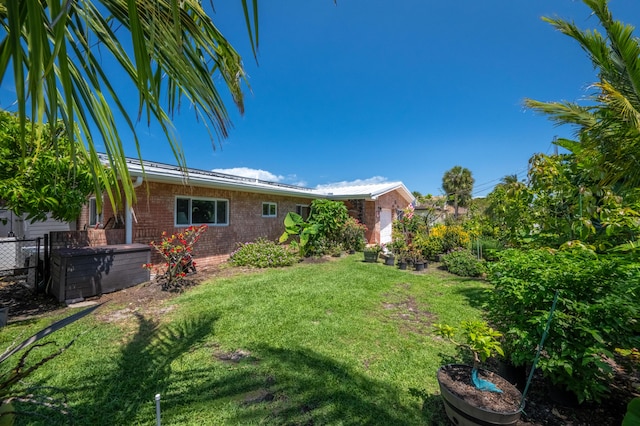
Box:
[114, 155, 414, 202]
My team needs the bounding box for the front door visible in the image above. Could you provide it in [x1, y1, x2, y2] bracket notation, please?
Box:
[380, 208, 392, 244]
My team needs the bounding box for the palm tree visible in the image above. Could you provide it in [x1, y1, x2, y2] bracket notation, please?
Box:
[524, 0, 640, 191]
[0, 0, 258, 211]
[442, 166, 474, 219]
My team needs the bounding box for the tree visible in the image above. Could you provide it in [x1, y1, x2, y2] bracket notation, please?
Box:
[485, 174, 533, 246]
[0, 1, 258, 212]
[524, 0, 640, 191]
[0, 110, 95, 222]
[442, 166, 474, 219]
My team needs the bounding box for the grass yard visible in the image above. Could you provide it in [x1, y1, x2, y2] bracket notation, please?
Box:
[0, 255, 490, 425]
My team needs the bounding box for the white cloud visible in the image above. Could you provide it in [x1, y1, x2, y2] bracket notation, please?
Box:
[212, 167, 285, 182]
[315, 176, 388, 189]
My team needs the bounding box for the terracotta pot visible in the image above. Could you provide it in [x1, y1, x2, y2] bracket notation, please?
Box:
[437, 364, 523, 426]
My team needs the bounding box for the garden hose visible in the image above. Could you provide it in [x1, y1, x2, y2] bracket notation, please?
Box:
[519, 290, 559, 412]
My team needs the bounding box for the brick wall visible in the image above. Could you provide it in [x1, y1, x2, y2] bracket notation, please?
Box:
[77, 183, 413, 265]
[50, 229, 125, 250]
[88, 182, 315, 267]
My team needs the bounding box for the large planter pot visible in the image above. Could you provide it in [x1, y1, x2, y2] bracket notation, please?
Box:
[363, 251, 379, 263]
[437, 364, 523, 426]
[0, 307, 8, 327]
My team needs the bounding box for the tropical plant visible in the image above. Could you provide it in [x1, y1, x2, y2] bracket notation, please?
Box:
[306, 199, 350, 252]
[279, 212, 320, 257]
[0, 111, 95, 222]
[525, 0, 640, 191]
[485, 174, 534, 246]
[280, 200, 351, 257]
[0, 0, 257, 213]
[442, 166, 474, 219]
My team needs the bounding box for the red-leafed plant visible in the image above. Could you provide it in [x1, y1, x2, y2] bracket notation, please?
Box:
[144, 224, 208, 291]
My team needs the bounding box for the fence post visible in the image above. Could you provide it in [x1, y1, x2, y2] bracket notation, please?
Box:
[44, 233, 50, 293]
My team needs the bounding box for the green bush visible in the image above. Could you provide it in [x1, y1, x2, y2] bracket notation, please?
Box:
[441, 249, 485, 277]
[487, 249, 640, 403]
[229, 238, 300, 268]
[341, 217, 367, 252]
[420, 235, 444, 261]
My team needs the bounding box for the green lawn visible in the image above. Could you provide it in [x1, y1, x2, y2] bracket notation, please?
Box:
[1, 255, 490, 425]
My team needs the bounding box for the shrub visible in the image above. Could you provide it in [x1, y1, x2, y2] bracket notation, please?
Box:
[145, 225, 207, 291]
[341, 217, 367, 252]
[418, 235, 443, 261]
[308, 199, 350, 247]
[441, 249, 485, 277]
[430, 224, 471, 252]
[487, 249, 640, 403]
[229, 238, 300, 268]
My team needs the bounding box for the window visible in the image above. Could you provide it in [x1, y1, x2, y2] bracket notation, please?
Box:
[296, 204, 310, 220]
[176, 197, 228, 226]
[89, 197, 102, 227]
[262, 202, 277, 218]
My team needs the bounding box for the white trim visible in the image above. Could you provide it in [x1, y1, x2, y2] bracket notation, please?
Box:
[88, 197, 103, 227]
[175, 196, 229, 227]
[262, 202, 277, 218]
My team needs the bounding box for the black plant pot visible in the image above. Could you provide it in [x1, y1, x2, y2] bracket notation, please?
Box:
[363, 251, 378, 263]
[437, 364, 523, 426]
[497, 360, 527, 392]
[384, 256, 395, 266]
[414, 262, 425, 271]
[397, 262, 407, 270]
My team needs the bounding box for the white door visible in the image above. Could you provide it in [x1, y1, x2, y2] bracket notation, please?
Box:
[380, 208, 393, 244]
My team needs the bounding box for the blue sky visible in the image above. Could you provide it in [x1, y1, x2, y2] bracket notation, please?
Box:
[4, 1, 640, 197]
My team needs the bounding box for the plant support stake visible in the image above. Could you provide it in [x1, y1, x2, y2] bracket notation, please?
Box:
[156, 393, 161, 426]
[519, 290, 559, 412]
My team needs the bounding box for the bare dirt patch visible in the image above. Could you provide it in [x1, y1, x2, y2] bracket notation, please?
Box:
[380, 283, 436, 336]
[0, 263, 254, 324]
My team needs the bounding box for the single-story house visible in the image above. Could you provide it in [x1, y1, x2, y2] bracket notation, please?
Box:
[77, 156, 414, 267]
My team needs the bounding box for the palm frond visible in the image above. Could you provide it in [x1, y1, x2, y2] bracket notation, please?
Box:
[0, 0, 256, 210]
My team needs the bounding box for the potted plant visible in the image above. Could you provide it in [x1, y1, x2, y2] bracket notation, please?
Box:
[363, 243, 382, 263]
[433, 320, 524, 426]
[378, 244, 395, 266]
[388, 237, 408, 269]
[407, 243, 426, 271]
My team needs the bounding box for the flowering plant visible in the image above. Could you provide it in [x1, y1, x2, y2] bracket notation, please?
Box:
[341, 217, 367, 252]
[143, 224, 208, 291]
[363, 243, 382, 254]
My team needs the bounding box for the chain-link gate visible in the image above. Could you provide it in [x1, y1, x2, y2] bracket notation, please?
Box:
[0, 236, 46, 290]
